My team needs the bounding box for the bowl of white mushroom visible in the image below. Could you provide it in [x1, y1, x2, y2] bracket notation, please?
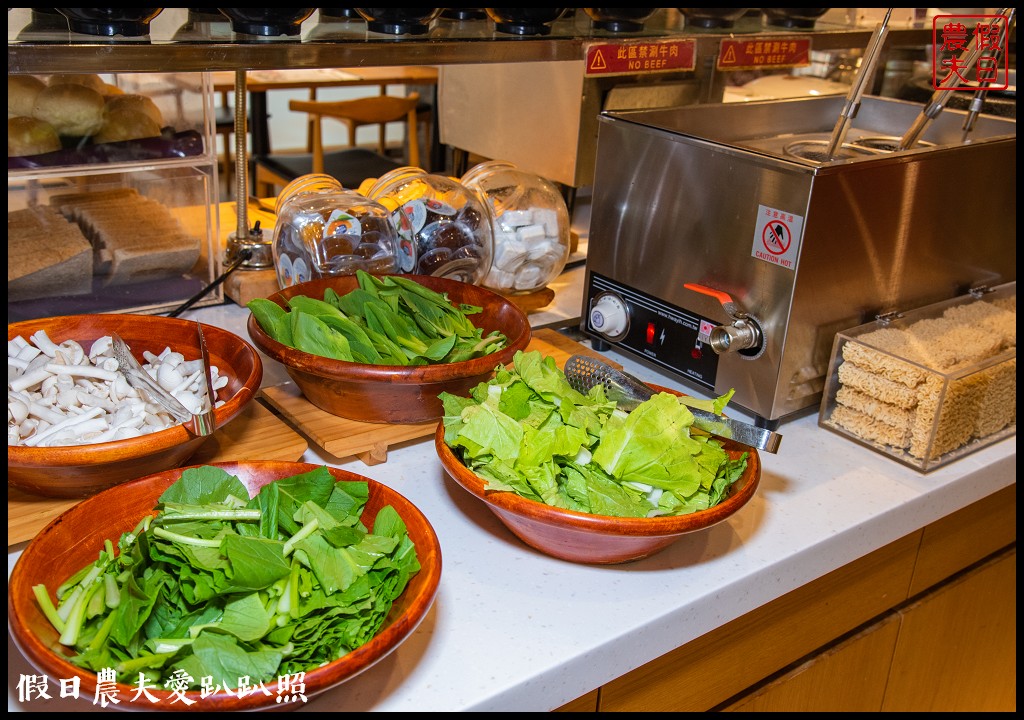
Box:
[8, 314, 263, 498]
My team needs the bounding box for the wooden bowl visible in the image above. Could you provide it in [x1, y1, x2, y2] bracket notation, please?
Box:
[8, 314, 262, 498]
[8, 460, 443, 711]
[246, 275, 532, 424]
[435, 385, 761, 564]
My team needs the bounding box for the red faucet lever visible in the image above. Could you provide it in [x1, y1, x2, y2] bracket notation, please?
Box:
[684, 283, 739, 318]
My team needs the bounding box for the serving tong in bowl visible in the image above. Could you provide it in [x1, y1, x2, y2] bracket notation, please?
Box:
[563, 354, 782, 454]
[110, 322, 216, 437]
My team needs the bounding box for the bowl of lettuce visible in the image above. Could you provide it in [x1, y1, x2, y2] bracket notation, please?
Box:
[246, 271, 532, 424]
[435, 351, 760, 564]
[8, 461, 442, 711]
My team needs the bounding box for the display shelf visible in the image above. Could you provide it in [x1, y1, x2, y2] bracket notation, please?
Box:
[8, 8, 933, 75]
[7, 69, 222, 320]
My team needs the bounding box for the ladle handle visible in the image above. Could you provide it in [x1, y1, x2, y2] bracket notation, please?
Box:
[825, 8, 892, 159]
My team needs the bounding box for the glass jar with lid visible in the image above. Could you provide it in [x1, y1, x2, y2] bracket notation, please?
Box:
[461, 160, 571, 295]
[367, 166, 493, 285]
[271, 173, 400, 288]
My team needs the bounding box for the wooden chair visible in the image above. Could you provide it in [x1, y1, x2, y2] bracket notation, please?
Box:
[253, 92, 421, 198]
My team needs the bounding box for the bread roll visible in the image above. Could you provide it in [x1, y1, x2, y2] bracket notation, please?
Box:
[104, 93, 164, 127]
[93, 108, 162, 143]
[8, 116, 62, 157]
[32, 83, 106, 137]
[9, 74, 47, 118]
[46, 72, 107, 94]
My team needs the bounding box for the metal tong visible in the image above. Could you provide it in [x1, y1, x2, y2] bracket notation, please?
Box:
[563, 354, 782, 454]
[960, 7, 1016, 143]
[110, 322, 216, 437]
[194, 322, 217, 436]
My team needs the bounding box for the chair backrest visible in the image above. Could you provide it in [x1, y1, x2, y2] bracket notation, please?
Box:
[287, 92, 421, 174]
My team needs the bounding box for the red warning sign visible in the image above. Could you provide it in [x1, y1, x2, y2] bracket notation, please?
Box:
[717, 37, 812, 71]
[762, 219, 791, 255]
[585, 39, 696, 76]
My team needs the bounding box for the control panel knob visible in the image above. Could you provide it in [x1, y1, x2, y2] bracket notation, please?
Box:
[590, 292, 629, 341]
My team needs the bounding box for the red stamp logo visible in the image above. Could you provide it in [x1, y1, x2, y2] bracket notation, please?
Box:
[932, 13, 1010, 90]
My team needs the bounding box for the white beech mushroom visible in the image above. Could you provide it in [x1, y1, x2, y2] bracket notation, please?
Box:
[9, 332, 230, 447]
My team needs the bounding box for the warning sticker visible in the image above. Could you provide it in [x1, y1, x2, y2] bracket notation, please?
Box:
[585, 39, 696, 76]
[752, 205, 802, 270]
[717, 37, 812, 71]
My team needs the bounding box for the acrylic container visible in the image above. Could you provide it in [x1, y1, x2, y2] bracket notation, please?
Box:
[7, 70, 219, 323]
[819, 282, 1016, 472]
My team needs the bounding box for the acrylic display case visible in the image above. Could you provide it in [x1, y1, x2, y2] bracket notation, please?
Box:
[819, 282, 1016, 472]
[8, 71, 220, 323]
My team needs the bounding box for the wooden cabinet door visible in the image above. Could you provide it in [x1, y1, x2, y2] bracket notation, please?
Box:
[599, 534, 918, 711]
[556, 690, 598, 712]
[721, 613, 900, 712]
[883, 548, 1016, 712]
[911, 484, 1016, 596]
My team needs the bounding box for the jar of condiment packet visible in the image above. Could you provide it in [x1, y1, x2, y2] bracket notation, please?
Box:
[272, 173, 400, 288]
[367, 166, 493, 285]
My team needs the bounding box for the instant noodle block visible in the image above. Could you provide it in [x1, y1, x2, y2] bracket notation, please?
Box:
[819, 282, 1016, 472]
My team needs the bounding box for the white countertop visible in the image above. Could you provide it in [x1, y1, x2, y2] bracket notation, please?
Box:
[7, 291, 1016, 713]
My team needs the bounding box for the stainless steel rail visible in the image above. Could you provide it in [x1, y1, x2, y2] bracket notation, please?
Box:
[8, 27, 933, 75]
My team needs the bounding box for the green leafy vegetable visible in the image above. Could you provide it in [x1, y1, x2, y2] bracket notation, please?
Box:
[440, 350, 748, 519]
[247, 298, 292, 347]
[248, 270, 509, 366]
[33, 465, 420, 689]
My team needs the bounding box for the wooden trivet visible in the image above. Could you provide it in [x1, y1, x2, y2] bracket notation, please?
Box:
[224, 267, 280, 307]
[497, 286, 556, 313]
[260, 382, 436, 466]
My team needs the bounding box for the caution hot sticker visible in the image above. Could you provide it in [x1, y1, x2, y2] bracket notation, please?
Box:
[752, 205, 803, 270]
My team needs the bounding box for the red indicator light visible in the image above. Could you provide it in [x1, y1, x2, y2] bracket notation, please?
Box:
[691, 347, 702, 360]
[646, 322, 656, 344]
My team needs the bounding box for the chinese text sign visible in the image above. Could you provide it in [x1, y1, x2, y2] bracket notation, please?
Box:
[932, 13, 1010, 90]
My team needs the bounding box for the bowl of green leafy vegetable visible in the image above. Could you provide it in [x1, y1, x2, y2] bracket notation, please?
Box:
[246, 271, 532, 424]
[435, 350, 761, 564]
[8, 461, 442, 711]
